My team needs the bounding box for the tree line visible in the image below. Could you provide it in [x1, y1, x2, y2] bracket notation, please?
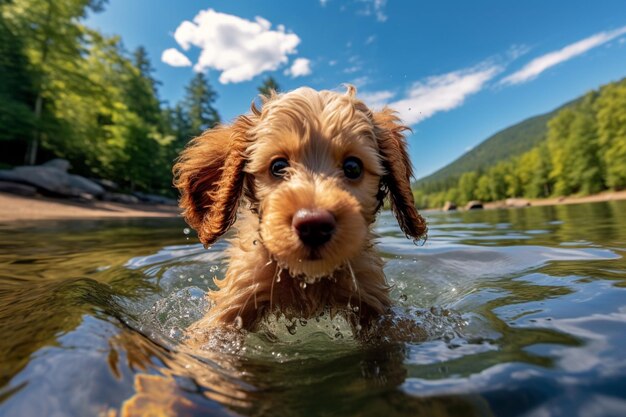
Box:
[0, 0, 278, 196]
[413, 78, 626, 209]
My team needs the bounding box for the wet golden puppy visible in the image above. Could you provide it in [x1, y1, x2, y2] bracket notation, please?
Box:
[174, 86, 427, 342]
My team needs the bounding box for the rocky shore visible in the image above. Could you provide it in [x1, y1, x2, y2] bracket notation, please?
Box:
[0, 159, 179, 222]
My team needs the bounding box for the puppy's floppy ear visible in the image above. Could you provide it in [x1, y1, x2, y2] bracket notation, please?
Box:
[373, 108, 428, 241]
[173, 116, 253, 246]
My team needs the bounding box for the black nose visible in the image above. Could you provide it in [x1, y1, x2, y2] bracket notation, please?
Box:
[292, 209, 336, 247]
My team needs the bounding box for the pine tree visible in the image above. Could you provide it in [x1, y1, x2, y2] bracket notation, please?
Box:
[183, 72, 220, 137]
[258, 76, 280, 97]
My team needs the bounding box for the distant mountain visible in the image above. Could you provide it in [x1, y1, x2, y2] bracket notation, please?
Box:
[415, 98, 580, 188]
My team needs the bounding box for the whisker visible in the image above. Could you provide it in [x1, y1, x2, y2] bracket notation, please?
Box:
[236, 284, 257, 327]
[270, 261, 280, 315]
[346, 260, 362, 321]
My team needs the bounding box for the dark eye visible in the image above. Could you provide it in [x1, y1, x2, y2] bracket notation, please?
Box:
[270, 158, 289, 178]
[342, 157, 363, 180]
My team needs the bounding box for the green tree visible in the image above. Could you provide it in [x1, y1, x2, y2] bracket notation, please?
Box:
[503, 160, 523, 198]
[475, 175, 491, 201]
[445, 187, 459, 205]
[547, 96, 603, 196]
[518, 145, 552, 198]
[595, 80, 626, 189]
[258, 76, 280, 97]
[0, 3, 36, 159]
[487, 163, 508, 201]
[183, 72, 220, 137]
[162, 103, 192, 153]
[2, 0, 107, 165]
[457, 171, 478, 204]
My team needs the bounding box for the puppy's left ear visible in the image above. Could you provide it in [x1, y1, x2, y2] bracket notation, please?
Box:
[373, 108, 428, 241]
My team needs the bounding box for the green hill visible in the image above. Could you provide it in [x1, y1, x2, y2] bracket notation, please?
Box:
[415, 98, 580, 189]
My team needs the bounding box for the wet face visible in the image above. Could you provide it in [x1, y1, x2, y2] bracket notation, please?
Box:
[244, 90, 384, 281]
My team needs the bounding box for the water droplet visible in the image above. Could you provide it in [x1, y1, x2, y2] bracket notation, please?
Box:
[334, 332, 344, 339]
[352, 305, 360, 312]
[183, 228, 191, 235]
[286, 321, 297, 335]
[234, 316, 243, 329]
[200, 274, 205, 279]
[399, 294, 408, 302]
[276, 276, 281, 283]
[355, 324, 362, 332]
[187, 278, 192, 282]
[253, 239, 258, 245]
[299, 319, 308, 326]
[300, 282, 307, 289]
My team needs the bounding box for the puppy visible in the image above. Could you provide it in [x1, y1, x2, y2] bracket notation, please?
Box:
[173, 86, 427, 343]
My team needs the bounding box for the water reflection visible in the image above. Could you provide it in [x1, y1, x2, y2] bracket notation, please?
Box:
[0, 202, 625, 416]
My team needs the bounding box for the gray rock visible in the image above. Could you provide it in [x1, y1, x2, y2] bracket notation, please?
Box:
[442, 201, 457, 211]
[0, 165, 105, 198]
[102, 192, 140, 204]
[465, 200, 484, 210]
[0, 180, 38, 197]
[133, 191, 177, 206]
[41, 158, 71, 172]
[89, 178, 119, 191]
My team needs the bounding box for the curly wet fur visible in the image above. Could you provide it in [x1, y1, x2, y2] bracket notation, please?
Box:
[174, 86, 427, 337]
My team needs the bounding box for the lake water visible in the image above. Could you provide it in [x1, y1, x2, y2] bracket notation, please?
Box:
[1, 201, 626, 416]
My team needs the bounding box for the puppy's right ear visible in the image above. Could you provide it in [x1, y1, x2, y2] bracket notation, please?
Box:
[173, 116, 253, 247]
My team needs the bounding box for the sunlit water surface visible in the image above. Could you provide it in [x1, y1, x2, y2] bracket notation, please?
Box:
[1, 201, 626, 416]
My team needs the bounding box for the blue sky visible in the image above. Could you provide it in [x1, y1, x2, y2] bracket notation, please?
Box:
[88, 0, 626, 179]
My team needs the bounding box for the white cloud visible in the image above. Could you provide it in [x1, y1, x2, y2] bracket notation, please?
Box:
[350, 76, 371, 87]
[284, 58, 312, 78]
[501, 26, 626, 86]
[359, 90, 395, 109]
[365, 35, 376, 45]
[357, 0, 388, 22]
[161, 48, 192, 67]
[389, 64, 502, 125]
[506, 44, 531, 61]
[168, 9, 301, 84]
[320, 0, 329, 6]
[343, 65, 361, 74]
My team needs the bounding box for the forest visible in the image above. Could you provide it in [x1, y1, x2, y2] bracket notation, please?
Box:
[0, 0, 279, 196]
[2, 1, 624, 205]
[413, 78, 626, 209]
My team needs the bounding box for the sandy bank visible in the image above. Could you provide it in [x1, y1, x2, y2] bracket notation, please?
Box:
[0, 192, 179, 222]
[483, 190, 626, 209]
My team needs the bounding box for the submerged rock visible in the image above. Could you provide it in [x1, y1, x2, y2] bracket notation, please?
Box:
[465, 200, 484, 210]
[443, 201, 457, 211]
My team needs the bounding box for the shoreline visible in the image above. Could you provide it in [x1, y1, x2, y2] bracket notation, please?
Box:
[484, 190, 626, 209]
[0, 192, 180, 222]
[1, 189, 625, 223]
[424, 190, 626, 212]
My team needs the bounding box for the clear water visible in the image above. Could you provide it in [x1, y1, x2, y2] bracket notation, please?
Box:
[1, 202, 626, 416]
